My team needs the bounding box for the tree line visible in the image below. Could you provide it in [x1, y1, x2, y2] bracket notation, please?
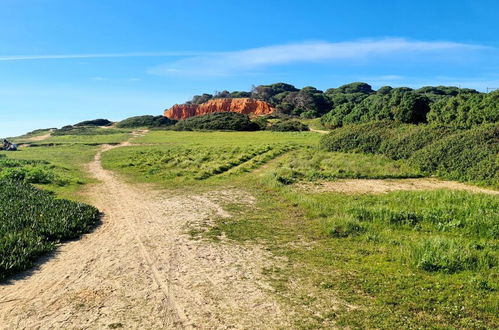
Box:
[184, 82, 498, 128]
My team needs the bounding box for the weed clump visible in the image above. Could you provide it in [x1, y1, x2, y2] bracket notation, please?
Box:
[330, 219, 366, 238]
[410, 237, 496, 273]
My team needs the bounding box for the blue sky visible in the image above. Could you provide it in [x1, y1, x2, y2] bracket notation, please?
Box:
[1, 0, 498, 137]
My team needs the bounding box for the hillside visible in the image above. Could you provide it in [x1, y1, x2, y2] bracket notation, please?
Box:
[1, 91, 498, 328]
[175, 82, 498, 128]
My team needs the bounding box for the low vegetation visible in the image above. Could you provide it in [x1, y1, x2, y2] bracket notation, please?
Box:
[174, 112, 260, 131]
[270, 149, 421, 184]
[268, 119, 309, 132]
[52, 126, 127, 136]
[210, 180, 498, 328]
[101, 129, 497, 328]
[320, 122, 499, 187]
[103, 143, 294, 185]
[74, 118, 112, 127]
[0, 179, 99, 280]
[116, 115, 176, 128]
[2, 85, 497, 327]
[178, 82, 497, 127]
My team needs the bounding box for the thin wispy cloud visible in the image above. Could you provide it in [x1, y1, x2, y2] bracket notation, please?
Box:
[149, 38, 486, 76]
[0, 51, 209, 61]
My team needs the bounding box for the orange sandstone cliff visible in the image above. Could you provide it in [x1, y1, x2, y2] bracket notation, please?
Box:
[164, 98, 275, 120]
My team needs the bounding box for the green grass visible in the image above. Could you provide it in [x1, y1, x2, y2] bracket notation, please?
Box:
[102, 130, 321, 188]
[130, 130, 321, 146]
[205, 179, 498, 328]
[8, 128, 54, 143]
[0, 145, 98, 199]
[270, 149, 421, 184]
[2, 128, 496, 327]
[98, 130, 498, 327]
[35, 131, 131, 145]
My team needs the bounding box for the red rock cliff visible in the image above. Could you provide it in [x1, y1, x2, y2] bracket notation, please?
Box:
[164, 98, 275, 120]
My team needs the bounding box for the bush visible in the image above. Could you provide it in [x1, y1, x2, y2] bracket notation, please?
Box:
[251, 116, 270, 130]
[268, 120, 309, 132]
[74, 119, 112, 127]
[410, 124, 499, 185]
[320, 121, 398, 154]
[320, 122, 498, 186]
[174, 112, 260, 131]
[427, 90, 499, 128]
[379, 125, 457, 160]
[116, 115, 176, 128]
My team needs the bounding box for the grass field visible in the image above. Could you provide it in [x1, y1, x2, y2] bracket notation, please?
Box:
[0, 145, 98, 199]
[99, 130, 498, 327]
[2, 128, 498, 328]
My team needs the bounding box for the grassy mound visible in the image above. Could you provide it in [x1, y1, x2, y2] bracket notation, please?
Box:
[116, 115, 176, 128]
[269, 120, 309, 132]
[74, 119, 112, 127]
[320, 122, 499, 186]
[52, 126, 127, 136]
[175, 112, 260, 131]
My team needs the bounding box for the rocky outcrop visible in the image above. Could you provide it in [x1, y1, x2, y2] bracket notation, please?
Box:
[164, 98, 275, 120]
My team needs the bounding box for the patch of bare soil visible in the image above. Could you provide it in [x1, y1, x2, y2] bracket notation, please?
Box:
[25, 129, 54, 142]
[0, 143, 290, 329]
[298, 178, 499, 195]
[309, 128, 329, 134]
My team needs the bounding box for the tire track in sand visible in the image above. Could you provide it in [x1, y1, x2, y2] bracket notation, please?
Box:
[0, 142, 289, 329]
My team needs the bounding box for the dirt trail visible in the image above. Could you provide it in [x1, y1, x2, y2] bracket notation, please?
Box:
[25, 129, 54, 142]
[299, 178, 499, 195]
[0, 143, 288, 329]
[309, 128, 329, 134]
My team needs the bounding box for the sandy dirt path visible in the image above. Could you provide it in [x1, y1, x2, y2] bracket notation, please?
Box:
[309, 128, 329, 134]
[25, 130, 54, 142]
[0, 144, 288, 329]
[299, 178, 499, 195]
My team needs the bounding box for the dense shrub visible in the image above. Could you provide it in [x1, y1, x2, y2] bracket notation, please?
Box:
[410, 237, 495, 273]
[116, 115, 176, 128]
[427, 90, 499, 128]
[174, 112, 260, 131]
[320, 121, 398, 154]
[0, 180, 99, 280]
[320, 122, 499, 186]
[251, 116, 270, 130]
[268, 120, 309, 132]
[176, 82, 496, 126]
[74, 119, 112, 127]
[410, 124, 499, 185]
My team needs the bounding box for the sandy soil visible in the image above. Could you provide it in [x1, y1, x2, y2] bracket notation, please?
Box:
[298, 178, 499, 195]
[0, 143, 289, 329]
[309, 128, 329, 134]
[25, 130, 54, 142]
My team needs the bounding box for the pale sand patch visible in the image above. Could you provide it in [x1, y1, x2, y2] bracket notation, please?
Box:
[297, 178, 499, 195]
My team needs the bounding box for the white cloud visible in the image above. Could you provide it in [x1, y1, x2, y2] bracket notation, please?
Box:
[0, 51, 208, 61]
[149, 38, 485, 76]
